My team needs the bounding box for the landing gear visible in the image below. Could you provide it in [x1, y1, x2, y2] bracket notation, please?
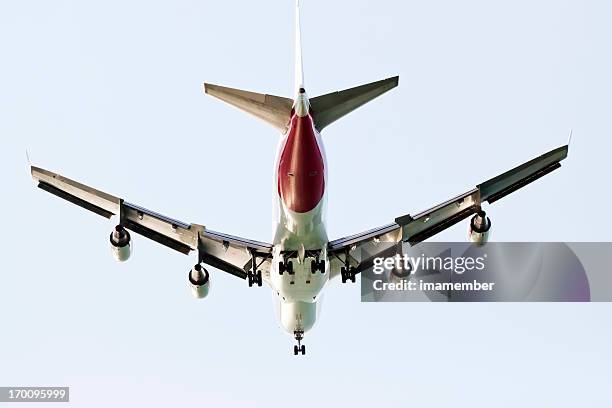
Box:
[248, 250, 262, 287]
[310, 259, 325, 274]
[248, 270, 262, 287]
[279, 260, 294, 275]
[341, 266, 356, 283]
[293, 330, 306, 355]
[340, 247, 357, 283]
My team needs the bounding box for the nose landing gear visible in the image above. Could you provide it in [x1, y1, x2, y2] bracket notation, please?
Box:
[293, 330, 306, 355]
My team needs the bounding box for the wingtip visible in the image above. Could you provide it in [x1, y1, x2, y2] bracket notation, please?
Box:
[25, 149, 35, 178]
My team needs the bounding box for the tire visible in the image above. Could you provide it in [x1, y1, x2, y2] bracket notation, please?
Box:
[301, 345, 306, 355]
[341, 267, 347, 283]
[256, 270, 262, 287]
[294, 345, 299, 355]
[287, 261, 294, 275]
[311, 260, 317, 274]
[319, 260, 325, 274]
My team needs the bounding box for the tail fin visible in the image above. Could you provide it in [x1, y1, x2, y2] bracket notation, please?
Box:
[309, 76, 399, 131]
[203, 83, 293, 133]
[295, 0, 304, 94]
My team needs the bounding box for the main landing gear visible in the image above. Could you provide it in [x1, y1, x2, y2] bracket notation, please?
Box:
[278, 260, 294, 275]
[248, 251, 263, 287]
[293, 330, 306, 355]
[341, 266, 356, 283]
[311, 259, 325, 274]
[248, 270, 262, 287]
[340, 247, 356, 283]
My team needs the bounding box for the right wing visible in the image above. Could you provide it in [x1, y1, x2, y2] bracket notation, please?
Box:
[328, 144, 569, 278]
[31, 166, 273, 280]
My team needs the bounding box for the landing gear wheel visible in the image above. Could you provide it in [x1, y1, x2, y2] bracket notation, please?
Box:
[248, 270, 262, 287]
[279, 261, 294, 275]
[311, 259, 325, 274]
[293, 330, 306, 355]
[341, 267, 356, 283]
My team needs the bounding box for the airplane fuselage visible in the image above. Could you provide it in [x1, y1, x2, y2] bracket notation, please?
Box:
[270, 91, 329, 335]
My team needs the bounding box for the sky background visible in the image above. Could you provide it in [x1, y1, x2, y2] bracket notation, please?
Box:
[1, 0, 611, 406]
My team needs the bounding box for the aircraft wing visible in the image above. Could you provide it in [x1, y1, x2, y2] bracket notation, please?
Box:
[328, 144, 569, 278]
[31, 166, 273, 280]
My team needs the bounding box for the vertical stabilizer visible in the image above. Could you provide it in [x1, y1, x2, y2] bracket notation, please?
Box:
[295, 0, 305, 95]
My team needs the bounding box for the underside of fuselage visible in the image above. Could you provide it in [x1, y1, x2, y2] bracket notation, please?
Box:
[270, 90, 329, 340]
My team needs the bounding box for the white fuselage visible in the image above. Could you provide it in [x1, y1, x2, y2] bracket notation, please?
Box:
[269, 92, 329, 335]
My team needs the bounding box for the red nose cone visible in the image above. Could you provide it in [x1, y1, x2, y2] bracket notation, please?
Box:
[278, 114, 325, 213]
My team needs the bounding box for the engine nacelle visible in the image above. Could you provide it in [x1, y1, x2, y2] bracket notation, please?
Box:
[110, 225, 132, 262]
[468, 210, 491, 246]
[189, 264, 210, 299]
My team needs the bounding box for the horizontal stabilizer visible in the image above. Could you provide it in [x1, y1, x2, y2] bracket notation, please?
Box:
[310, 76, 399, 131]
[203, 83, 294, 133]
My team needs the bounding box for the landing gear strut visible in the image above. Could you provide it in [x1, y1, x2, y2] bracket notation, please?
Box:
[293, 330, 306, 355]
[340, 248, 357, 283]
[248, 251, 262, 287]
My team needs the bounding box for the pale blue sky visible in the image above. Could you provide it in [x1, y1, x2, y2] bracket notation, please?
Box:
[1, 0, 611, 406]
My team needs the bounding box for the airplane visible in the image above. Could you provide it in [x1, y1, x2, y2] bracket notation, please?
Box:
[30, 1, 569, 355]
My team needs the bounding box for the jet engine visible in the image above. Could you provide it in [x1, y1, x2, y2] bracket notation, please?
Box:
[468, 210, 491, 246]
[189, 264, 210, 299]
[110, 225, 132, 262]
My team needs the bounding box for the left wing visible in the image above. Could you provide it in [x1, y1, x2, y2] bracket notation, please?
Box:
[31, 166, 273, 280]
[328, 144, 569, 278]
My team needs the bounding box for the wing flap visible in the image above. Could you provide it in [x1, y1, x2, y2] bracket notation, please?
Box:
[123, 218, 193, 255]
[32, 166, 120, 217]
[479, 145, 568, 203]
[484, 162, 561, 204]
[395, 188, 481, 245]
[38, 181, 115, 218]
[120, 201, 197, 252]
